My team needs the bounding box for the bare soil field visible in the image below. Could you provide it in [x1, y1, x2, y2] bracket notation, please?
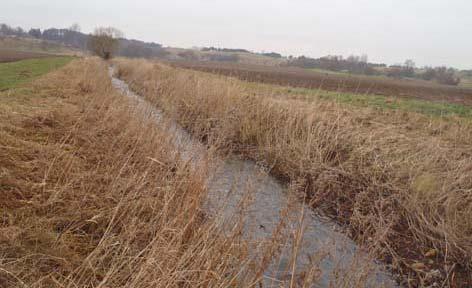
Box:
[0, 49, 56, 63]
[171, 61, 472, 106]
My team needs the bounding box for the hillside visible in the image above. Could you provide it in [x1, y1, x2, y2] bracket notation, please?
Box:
[1, 24, 168, 59]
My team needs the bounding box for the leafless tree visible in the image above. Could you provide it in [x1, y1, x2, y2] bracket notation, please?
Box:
[69, 23, 81, 32]
[87, 27, 123, 60]
[404, 59, 416, 68]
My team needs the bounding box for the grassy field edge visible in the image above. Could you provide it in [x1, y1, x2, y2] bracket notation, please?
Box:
[0, 56, 73, 90]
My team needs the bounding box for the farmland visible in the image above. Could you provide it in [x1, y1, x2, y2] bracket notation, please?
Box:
[0, 36, 78, 56]
[170, 61, 472, 106]
[0, 49, 58, 63]
[244, 82, 472, 117]
[0, 56, 72, 90]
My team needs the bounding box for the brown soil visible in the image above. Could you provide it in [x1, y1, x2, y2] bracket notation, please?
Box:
[170, 61, 472, 106]
[0, 49, 55, 63]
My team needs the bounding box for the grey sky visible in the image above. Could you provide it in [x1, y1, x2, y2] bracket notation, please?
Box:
[2, 0, 471, 69]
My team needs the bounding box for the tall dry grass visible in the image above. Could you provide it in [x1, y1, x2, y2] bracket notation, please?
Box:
[114, 58, 472, 287]
[0, 58, 272, 287]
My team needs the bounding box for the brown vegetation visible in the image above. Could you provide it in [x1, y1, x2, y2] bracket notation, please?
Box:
[88, 27, 123, 60]
[1, 56, 400, 287]
[0, 58, 266, 287]
[170, 61, 472, 106]
[115, 58, 472, 287]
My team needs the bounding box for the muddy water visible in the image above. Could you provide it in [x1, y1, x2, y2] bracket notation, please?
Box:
[109, 67, 398, 287]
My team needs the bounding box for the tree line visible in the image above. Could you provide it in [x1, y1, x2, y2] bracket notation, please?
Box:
[285, 55, 462, 86]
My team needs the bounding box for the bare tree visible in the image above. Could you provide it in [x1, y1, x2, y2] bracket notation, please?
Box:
[28, 28, 42, 38]
[404, 59, 416, 69]
[69, 23, 81, 32]
[87, 27, 123, 60]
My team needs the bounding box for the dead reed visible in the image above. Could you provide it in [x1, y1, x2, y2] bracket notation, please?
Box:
[114, 58, 472, 287]
[0, 58, 265, 287]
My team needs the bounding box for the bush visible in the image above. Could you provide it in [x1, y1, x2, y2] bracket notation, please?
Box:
[87, 27, 123, 60]
[435, 67, 461, 86]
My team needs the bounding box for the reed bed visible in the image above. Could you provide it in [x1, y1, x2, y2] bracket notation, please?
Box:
[114, 58, 472, 287]
[0, 58, 267, 287]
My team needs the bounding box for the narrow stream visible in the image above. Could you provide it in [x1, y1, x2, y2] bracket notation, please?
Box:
[109, 67, 398, 287]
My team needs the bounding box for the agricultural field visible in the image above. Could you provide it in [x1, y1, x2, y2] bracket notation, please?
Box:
[0, 49, 56, 63]
[171, 61, 472, 106]
[460, 77, 472, 89]
[115, 58, 472, 287]
[0, 36, 79, 56]
[0, 56, 72, 90]
[166, 47, 285, 65]
[245, 82, 472, 117]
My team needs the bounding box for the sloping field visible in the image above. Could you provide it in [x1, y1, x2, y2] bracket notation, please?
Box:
[0, 56, 72, 90]
[0, 49, 56, 63]
[171, 61, 472, 106]
[115, 59, 472, 287]
[0, 36, 77, 56]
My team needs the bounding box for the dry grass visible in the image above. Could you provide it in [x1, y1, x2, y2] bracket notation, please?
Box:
[0, 58, 271, 287]
[114, 58, 472, 287]
[0, 37, 79, 57]
[0, 56, 399, 288]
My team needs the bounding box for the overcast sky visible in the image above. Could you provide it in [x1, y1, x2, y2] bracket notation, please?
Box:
[2, 0, 471, 69]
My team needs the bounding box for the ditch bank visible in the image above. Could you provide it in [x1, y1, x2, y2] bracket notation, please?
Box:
[110, 66, 398, 287]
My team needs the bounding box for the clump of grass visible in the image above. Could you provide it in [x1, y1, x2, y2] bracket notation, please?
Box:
[115, 58, 472, 287]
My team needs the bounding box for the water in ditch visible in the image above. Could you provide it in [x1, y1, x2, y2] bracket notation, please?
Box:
[109, 67, 398, 287]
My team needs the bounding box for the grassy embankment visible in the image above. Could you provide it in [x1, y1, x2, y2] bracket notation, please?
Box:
[0, 58, 275, 287]
[115, 59, 472, 287]
[0, 37, 77, 56]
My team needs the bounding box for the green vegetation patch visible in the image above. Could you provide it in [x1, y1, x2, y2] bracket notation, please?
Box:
[282, 86, 472, 118]
[0, 57, 72, 90]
